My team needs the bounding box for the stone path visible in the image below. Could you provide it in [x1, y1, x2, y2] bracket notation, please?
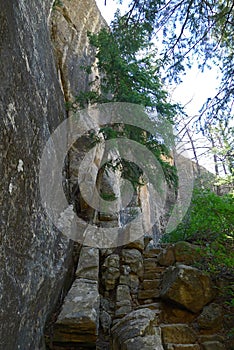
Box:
[46, 242, 226, 350]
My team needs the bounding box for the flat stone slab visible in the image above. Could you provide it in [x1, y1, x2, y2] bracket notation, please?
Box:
[76, 246, 99, 281]
[165, 345, 200, 350]
[138, 288, 160, 300]
[201, 341, 226, 350]
[53, 278, 100, 345]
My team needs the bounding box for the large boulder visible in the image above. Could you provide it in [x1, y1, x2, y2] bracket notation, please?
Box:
[161, 304, 196, 324]
[111, 308, 164, 350]
[160, 264, 215, 313]
[157, 245, 176, 266]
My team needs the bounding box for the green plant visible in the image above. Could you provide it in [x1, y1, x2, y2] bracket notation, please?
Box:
[100, 192, 117, 201]
[165, 188, 234, 241]
[52, 0, 63, 9]
[66, 10, 182, 191]
[98, 124, 178, 189]
[162, 188, 234, 274]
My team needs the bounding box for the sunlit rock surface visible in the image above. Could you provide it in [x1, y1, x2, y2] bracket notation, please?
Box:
[160, 264, 216, 313]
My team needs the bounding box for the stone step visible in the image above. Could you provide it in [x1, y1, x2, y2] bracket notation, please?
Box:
[138, 288, 160, 299]
[143, 257, 158, 268]
[143, 258, 165, 266]
[135, 302, 162, 311]
[143, 272, 163, 280]
[142, 279, 161, 290]
[143, 248, 162, 258]
[143, 264, 166, 273]
[198, 335, 225, 343]
[200, 341, 226, 350]
[164, 344, 200, 350]
[161, 324, 197, 345]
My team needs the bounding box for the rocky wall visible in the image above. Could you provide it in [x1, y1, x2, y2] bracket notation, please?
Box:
[0, 0, 105, 349]
[50, 0, 106, 102]
[0, 1, 74, 348]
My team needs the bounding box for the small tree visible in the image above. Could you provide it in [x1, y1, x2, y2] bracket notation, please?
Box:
[72, 11, 181, 188]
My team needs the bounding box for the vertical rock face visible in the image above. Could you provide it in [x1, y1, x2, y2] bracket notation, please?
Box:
[50, 0, 106, 101]
[0, 1, 73, 349]
[0, 0, 107, 348]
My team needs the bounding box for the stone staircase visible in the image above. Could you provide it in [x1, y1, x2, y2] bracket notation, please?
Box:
[138, 247, 166, 302]
[45, 241, 227, 350]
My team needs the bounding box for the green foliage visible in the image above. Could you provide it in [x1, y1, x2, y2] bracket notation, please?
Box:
[110, 0, 234, 133]
[199, 118, 234, 177]
[87, 123, 176, 189]
[52, 0, 63, 9]
[70, 12, 180, 190]
[164, 188, 234, 242]
[74, 8, 181, 115]
[215, 174, 234, 189]
[78, 21, 179, 118]
[100, 192, 117, 201]
[162, 188, 234, 273]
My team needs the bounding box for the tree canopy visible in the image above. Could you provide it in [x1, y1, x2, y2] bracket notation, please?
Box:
[111, 0, 234, 178]
[71, 0, 234, 182]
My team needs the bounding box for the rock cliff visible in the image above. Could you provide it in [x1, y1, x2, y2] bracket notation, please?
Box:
[0, 0, 104, 349]
[50, 0, 106, 101]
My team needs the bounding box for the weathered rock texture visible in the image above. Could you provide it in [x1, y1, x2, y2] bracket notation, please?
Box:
[160, 264, 215, 313]
[50, 0, 106, 101]
[52, 247, 100, 348]
[0, 0, 104, 349]
[47, 239, 229, 350]
[112, 308, 163, 350]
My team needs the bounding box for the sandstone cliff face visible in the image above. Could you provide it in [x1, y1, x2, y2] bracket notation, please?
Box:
[50, 0, 106, 101]
[0, 0, 104, 349]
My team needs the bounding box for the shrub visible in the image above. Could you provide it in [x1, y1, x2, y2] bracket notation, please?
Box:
[162, 188, 234, 273]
